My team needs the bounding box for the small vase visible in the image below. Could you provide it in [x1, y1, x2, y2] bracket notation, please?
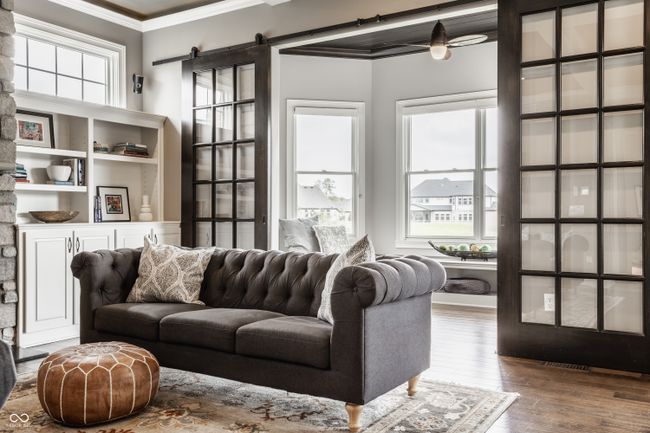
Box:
[139, 195, 153, 222]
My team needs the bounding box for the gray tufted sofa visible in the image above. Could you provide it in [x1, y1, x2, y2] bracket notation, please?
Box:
[71, 248, 446, 432]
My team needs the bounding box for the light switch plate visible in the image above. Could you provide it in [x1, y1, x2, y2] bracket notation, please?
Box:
[544, 293, 555, 312]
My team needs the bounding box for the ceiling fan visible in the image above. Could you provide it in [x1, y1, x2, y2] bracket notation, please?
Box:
[401, 20, 488, 60]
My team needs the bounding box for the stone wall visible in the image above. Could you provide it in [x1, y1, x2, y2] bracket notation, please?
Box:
[0, 0, 17, 345]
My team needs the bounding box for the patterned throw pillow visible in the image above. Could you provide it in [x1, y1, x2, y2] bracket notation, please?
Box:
[317, 235, 375, 324]
[126, 237, 215, 304]
[313, 225, 350, 254]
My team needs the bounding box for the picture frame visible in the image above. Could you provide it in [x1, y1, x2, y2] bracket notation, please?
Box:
[16, 110, 55, 149]
[97, 186, 131, 222]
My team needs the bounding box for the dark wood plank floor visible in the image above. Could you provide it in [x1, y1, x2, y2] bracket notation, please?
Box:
[15, 305, 650, 432]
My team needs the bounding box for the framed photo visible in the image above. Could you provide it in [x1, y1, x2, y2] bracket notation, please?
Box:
[16, 110, 55, 149]
[97, 186, 131, 222]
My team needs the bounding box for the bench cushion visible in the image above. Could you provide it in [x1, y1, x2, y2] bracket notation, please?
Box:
[94, 303, 207, 340]
[236, 316, 332, 369]
[159, 308, 285, 352]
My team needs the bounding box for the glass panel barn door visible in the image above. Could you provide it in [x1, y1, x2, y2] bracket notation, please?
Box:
[498, 0, 650, 372]
[181, 45, 270, 249]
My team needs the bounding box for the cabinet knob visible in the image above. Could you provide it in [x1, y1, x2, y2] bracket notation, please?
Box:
[67, 238, 72, 253]
[154, 234, 158, 244]
[76, 237, 80, 252]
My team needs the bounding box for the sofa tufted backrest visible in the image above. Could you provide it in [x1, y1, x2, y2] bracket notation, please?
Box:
[199, 249, 337, 317]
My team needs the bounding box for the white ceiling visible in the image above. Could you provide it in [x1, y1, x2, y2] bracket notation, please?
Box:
[86, 0, 222, 19]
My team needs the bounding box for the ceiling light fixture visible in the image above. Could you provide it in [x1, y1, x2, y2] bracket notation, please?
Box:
[426, 20, 488, 61]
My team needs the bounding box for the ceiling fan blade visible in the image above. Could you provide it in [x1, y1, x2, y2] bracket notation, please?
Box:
[391, 43, 431, 48]
[447, 34, 488, 47]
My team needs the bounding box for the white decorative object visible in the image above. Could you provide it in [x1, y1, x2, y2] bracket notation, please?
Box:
[139, 194, 153, 222]
[46, 165, 72, 182]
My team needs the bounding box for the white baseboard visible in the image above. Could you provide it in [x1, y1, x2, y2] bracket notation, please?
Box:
[432, 292, 497, 309]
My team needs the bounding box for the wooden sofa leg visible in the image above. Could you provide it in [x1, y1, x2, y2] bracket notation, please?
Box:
[345, 403, 363, 432]
[407, 374, 420, 397]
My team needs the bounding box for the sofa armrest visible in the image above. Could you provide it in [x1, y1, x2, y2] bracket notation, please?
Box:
[330, 256, 446, 320]
[70, 248, 142, 339]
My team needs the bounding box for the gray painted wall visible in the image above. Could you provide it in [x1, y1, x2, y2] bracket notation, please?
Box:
[142, 0, 450, 221]
[14, 0, 143, 111]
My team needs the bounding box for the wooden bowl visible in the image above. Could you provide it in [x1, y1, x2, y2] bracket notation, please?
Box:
[29, 211, 79, 223]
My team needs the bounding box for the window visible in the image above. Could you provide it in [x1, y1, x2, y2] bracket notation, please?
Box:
[397, 91, 497, 243]
[287, 100, 365, 236]
[14, 15, 125, 107]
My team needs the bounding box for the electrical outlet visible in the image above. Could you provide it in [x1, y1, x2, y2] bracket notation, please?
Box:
[544, 293, 555, 312]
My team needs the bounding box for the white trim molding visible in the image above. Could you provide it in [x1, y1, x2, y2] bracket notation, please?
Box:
[286, 99, 366, 237]
[48, 0, 292, 32]
[395, 89, 497, 250]
[15, 14, 127, 108]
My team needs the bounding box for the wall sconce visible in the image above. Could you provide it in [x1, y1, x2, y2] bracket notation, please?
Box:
[133, 74, 144, 94]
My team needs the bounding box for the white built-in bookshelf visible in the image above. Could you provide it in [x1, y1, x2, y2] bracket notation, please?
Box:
[14, 91, 166, 224]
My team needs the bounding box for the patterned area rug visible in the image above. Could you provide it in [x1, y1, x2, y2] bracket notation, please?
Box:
[1, 368, 517, 433]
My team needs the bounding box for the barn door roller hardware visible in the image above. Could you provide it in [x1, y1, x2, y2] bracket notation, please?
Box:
[153, 33, 267, 66]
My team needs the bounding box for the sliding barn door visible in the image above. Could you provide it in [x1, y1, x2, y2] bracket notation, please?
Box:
[181, 45, 270, 249]
[498, 0, 650, 371]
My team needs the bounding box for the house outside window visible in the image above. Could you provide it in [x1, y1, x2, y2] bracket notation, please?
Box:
[397, 90, 497, 246]
[14, 15, 126, 107]
[287, 100, 365, 236]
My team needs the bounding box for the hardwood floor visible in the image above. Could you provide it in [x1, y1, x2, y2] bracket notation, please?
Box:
[425, 305, 650, 433]
[14, 305, 650, 432]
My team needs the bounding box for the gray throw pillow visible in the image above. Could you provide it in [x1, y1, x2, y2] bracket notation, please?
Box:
[127, 236, 215, 304]
[317, 235, 376, 324]
[279, 217, 320, 252]
[313, 225, 350, 254]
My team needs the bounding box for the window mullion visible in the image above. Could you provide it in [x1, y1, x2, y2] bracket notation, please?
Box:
[475, 108, 483, 240]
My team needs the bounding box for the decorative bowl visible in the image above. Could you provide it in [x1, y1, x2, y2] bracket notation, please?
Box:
[428, 241, 497, 262]
[30, 211, 79, 223]
[46, 165, 72, 182]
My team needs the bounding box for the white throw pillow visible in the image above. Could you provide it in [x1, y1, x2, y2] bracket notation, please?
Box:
[313, 225, 350, 254]
[317, 235, 375, 324]
[279, 217, 320, 252]
[126, 237, 215, 304]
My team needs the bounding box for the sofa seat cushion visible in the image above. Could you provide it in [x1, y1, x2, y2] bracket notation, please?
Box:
[94, 303, 207, 341]
[236, 316, 332, 369]
[159, 308, 285, 352]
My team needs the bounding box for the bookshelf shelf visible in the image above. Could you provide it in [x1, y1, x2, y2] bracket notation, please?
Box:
[16, 146, 87, 159]
[15, 184, 87, 193]
[93, 153, 158, 165]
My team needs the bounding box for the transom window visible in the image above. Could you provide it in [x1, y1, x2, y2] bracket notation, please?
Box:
[287, 100, 365, 236]
[14, 15, 125, 107]
[397, 91, 497, 243]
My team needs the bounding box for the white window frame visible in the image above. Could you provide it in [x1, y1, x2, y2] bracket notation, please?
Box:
[396, 90, 497, 249]
[287, 99, 366, 237]
[15, 14, 126, 108]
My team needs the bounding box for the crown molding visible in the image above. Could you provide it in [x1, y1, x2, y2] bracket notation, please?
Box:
[48, 0, 292, 32]
[48, 0, 142, 31]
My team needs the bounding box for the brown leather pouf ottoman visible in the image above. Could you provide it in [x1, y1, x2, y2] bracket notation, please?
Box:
[37, 341, 160, 426]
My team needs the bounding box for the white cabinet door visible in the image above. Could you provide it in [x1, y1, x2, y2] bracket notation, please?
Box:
[152, 223, 181, 246]
[24, 229, 74, 333]
[115, 225, 154, 249]
[72, 228, 115, 325]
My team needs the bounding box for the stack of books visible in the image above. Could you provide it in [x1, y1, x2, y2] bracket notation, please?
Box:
[12, 163, 29, 183]
[58, 158, 85, 186]
[111, 142, 149, 158]
[93, 141, 110, 154]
